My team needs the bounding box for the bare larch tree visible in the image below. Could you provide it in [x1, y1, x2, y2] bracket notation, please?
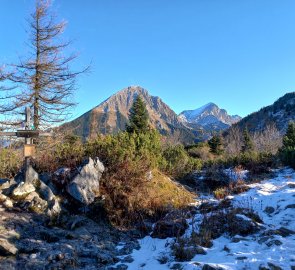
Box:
[0, 0, 87, 130]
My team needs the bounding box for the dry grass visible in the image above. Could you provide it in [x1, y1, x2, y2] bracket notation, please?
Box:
[137, 170, 194, 210]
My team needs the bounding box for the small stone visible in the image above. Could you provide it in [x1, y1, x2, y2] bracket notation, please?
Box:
[170, 263, 183, 270]
[3, 199, 13, 208]
[267, 262, 282, 270]
[285, 204, 295, 209]
[12, 182, 35, 198]
[266, 240, 282, 247]
[258, 236, 272, 245]
[0, 238, 18, 256]
[202, 264, 224, 270]
[223, 245, 230, 253]
[56, 253, 65, 261]
[195, 246, 207, 255]
[236, 256, 247, 261]
[121, 255, 134, 263]
[277, 227, 295, 237]
[264, 207, 275, 214]
[30, 253, 37, 259]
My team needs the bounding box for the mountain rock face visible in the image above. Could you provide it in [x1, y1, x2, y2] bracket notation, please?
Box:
[179, 103, 241, 132]
[230, 92, 295, 134]
[63, 86, 197, 143]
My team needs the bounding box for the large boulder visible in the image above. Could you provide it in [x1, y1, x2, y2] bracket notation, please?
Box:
[67, 157, 104, 205]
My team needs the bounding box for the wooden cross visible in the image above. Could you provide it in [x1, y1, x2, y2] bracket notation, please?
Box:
[0, 107, 53, 161]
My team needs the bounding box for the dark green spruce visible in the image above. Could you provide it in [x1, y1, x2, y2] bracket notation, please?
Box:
[241, 128, 254, 153]
[208, 134, 223, 155]
[280, 121, 295, 168]
[126, 95, 149, 134]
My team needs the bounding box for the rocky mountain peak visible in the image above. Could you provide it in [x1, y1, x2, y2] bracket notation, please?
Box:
[179, 103, 241, 132]
[63, 86, 197, 143]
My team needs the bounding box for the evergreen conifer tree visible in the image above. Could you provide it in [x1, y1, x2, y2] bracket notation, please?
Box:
[280, 122, 295, 168]
[126, 96, 149, 134]
[282, 122, 295, 149]
[242, 128, 254, 153]
[208, 134, 223, 155]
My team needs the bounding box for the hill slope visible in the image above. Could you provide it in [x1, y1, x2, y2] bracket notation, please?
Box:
[62, 86, 198, 143]
[230, 92, 295, 133]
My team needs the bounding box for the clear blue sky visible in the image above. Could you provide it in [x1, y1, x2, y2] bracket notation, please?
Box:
[0, 0, 295, 119]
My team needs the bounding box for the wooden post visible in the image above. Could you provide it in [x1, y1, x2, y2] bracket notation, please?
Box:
[0, 107, 53, 172]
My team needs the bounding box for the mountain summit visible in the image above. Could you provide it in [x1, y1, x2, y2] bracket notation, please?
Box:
[63, 86, 197, 143]
[179, 103, 241, 131]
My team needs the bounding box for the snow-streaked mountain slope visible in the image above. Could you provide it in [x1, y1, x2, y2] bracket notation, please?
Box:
[179, 103, 241, 132]
[114, 168, 295, 270]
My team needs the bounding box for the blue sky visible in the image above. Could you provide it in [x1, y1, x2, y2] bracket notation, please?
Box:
[0, 0, 295, 119]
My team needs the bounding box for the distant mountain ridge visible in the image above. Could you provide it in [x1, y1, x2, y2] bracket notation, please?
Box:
[229, 92, 295, 134]
[62, 86, 198, 143]
[179, 102, 241, 132]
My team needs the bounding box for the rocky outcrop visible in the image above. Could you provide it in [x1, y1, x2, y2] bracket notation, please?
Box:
[66, 157, 104, 205]
[1, 165, 61, 218]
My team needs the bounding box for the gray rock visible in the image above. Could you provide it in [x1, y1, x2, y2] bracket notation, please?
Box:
[229, 215, 260, 237]
[12, 182, 35, 198]
[236, 256, 248, 260]
[195, 246, 207, 255]
[0, 179, 10, 190]
[36, 180, 55, 202]
[40, 173, 59, 195]
[202, 264, 224, 270]
[285, 204, 295, 209]
[170, 263, 184, 270]
[121, 255, 134, 263]
[46, 199, 61, 217]
[267, 262, 282, 270]
[0, 194, 13, 208]
[24, 191, 48, 213]
[266, 239, 283, 247]
[152, 218, 188, 239]
[25, 165, 39, 184]
[108, 264, 128, 270]
[0, 238, 18, 256]
[264, 206, 275, 214]
[67, 157, 104, 205]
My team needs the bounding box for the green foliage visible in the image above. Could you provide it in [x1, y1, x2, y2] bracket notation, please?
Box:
[208, 135, 223, 155]
[282, 122, 295, 149]
[241, 128, 254, 153]
[126, 96, 149, 134]
[279, 122, 295, 168]
[0, 148, 22, 178]
[85, 130, 194, 226]
[161, 144, 202, 179]
[86, 130, 162, 170]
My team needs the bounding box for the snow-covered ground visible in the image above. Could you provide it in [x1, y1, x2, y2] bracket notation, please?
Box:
[115, 168, 295, 270]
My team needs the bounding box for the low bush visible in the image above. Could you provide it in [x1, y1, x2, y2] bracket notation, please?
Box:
[161, 144, 202, 179]
[85, 131, 194, 226]
[213, 187, 229, 200]
[279, 148, 295, 169]
[0, 147, 22, 178]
